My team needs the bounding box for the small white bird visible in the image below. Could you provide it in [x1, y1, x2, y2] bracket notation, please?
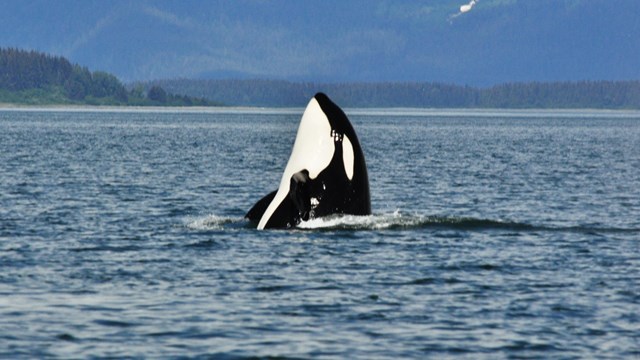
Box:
[460, 0, 477, 13]
[449, 0, 478, 22]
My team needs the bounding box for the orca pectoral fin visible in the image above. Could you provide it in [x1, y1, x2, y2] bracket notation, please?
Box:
[261, 195, 297, 229]
[289, 170, 311, 222]
[248, 171, 312, 229]
[245, 190, 278, 222]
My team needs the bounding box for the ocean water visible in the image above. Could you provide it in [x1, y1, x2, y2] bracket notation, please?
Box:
[1, 108, 639, 359]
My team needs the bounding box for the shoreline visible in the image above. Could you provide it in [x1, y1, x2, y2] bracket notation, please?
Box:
[2, 104, 640, 118]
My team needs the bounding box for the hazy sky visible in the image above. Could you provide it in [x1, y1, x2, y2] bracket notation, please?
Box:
[1, 0, 638, 85]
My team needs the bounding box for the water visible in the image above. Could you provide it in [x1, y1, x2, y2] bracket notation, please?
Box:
[1, 108, 639, 359]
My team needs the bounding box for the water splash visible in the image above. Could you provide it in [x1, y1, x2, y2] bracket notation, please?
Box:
[298, 211, 532, 231]
[185, 211, 533, 231]
[185, 215, 245, 230]
[185, 212, 639, 234]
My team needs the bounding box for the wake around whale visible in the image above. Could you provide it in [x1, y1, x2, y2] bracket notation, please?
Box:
[246, 93, 371, 229]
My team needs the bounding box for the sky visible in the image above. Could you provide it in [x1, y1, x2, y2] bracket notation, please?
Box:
[1, 0, 639, 86]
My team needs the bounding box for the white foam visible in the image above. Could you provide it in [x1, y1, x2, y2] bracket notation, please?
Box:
[297, 210, 425, 230]
[185, 215, 240, 230]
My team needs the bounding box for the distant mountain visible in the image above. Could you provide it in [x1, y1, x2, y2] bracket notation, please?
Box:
[1, 1, 638, 85]
[144, 78, 640, 109]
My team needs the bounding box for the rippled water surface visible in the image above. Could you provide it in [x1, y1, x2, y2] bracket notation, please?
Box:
[1, 108, 639, 359]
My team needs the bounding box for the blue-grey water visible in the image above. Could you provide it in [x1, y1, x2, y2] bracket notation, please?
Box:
[1, 108, 639, 359]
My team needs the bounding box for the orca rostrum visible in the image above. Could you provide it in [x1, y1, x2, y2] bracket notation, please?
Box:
[246, 93, 371, 229]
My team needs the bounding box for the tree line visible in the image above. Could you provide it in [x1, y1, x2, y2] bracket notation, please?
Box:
[3, 47, 638, 108]
[0, 48, 212, 106]
[147, 78, 640, 109]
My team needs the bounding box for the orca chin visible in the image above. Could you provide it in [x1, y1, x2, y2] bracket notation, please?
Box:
[246, 92, 371, 229]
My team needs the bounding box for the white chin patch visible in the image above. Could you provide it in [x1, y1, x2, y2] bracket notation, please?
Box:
[342, 135, 355, 180]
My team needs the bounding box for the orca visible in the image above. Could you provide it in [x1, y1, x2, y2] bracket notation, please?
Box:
[246, 93, 371, 229]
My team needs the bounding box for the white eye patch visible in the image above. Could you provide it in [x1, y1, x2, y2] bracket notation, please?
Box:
[342, 135, 354, 180]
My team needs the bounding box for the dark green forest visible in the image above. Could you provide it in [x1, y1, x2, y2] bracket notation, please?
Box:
[0, 48, 212, 106]
[147, 79, 640, 109]
[2, 47, 639, 109]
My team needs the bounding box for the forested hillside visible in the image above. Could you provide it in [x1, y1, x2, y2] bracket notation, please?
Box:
[145, 79, 640, 109]
[3, 48, 638, 109]
[0, 48, 211, 106]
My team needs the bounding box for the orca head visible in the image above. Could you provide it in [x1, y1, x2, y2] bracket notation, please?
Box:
[246, 93, 370, 229]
